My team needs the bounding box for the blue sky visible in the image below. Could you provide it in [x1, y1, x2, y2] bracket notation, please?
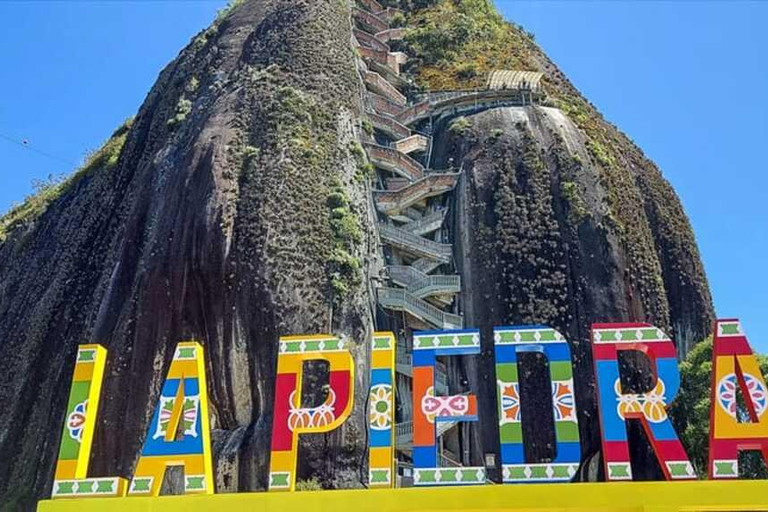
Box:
[0, 1, 765, 352]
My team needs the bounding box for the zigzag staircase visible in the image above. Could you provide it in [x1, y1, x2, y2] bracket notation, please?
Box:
[354, 0, 534, 475]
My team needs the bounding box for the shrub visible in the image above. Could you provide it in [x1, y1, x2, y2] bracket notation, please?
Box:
[167, 97, 193, 128]
[448, 116, 472, 135]
[295, 478, 323, 491]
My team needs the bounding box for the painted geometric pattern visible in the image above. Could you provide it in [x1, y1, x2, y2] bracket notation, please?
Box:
[607, 462, 633, 481]
[708, 318, 768, 480]
[498, 380, 577, 425]
[494, 328, 565, 345]
[593, 326, 669, 344]
[54, 343, 109, 496]
[369, 332, 395, 489]
[372, 334, 394, 351]
[152, 395, 200, 440]
[552, 381, 577, 422]
[502, 463, 578, 483]
[615, 378, 668, 423]
[369, 468, 392, 486]
[269, 472, 291, 489]
[269, 335, 354, 492]
[717, 373, 767, 419]
[414, 467, 486, 486]
[174, 345, 198, 360]
[76, 348, 98, 363]
[52, 478, 124, 498]
[717, 320, 743, 337]
[498, 381, 520, 425]
[592, 323, 694, 482]
[494, 325, 581, 484]
[665, 461, 697, 479]
[185, 475, 207, 491]
[66, 400, 88, 443]
[129, 341, 214, 496]
[712, 459, 738, 478]
[288, 389, 337, 431]
[421, 387, 470, 423]
[369, 384, 393, 430]
[279, 337, 348, 354]
[413, 330, 479, 350]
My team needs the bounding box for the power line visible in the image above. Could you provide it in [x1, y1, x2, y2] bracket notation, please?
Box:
[0, 131, 78, 169]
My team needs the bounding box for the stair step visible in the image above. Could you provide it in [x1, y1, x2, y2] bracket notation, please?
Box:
[374, 173, 459, 215]
[379, 224, 452, 263]
[378, 287, 462, 329]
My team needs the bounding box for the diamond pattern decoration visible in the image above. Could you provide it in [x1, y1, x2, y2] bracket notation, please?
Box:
[52, 478, 123, 498]
[413, 467, 486, 486]
[413, 330, 480, 350]
[713, 460, 738, 478]
[279, 337, 347, 354]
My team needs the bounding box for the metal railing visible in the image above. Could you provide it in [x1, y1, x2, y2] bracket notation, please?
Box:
[397, 88, 547, 126]
[388, 265, 426, 287]
[408, 275, 461, 299]
[376, 28, 406, 42]
[367, 112, 411, 140]
[364, 71, 407, 106]
[396, 421, 413, 443]
[402, 210, 447, 235]
[352, 7, 389, 34]
[353, 28, 389, 52]
[395, 101, 431, 126]
[392, 134, 429, 155]
[412, 257, 442, 274]
[387, 265, 460, 298]
[367, 92, 405, 117]
[358, 46, 390, 67]
[396, 419, 458, 447]
[378, 287, 463, 329]
[375, 7, 404, 22]
[374, 173, 459, 214]
[378, 224, 452, 262]
[365, 143, 423, 181]
[356, 0, 383, 15]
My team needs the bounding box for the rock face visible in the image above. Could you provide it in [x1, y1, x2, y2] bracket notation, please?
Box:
[0, 0, 715, 508]
[0, 1, 378, 507]
[437, 105, 713, 476]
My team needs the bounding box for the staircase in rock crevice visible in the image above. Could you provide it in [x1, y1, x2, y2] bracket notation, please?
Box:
[352, 0, 547, 479]
[353, 0, 464, 473]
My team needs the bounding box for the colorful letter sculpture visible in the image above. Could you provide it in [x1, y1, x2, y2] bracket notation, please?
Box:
[369, 332, 396, 488]
[52, 345, 127, 498]
[412, 329, 486, 486]
[128, 342, 214, 496]
[708, 319, 768, 479]
[592, 323, 695, 481]
[268, 335, 355, 491]
[494, 326, 581, 483]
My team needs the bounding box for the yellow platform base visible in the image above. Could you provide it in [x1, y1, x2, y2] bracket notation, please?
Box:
[38, 481, 768, 512]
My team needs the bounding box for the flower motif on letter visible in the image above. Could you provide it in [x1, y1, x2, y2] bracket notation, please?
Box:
[718, 373, 767, 419]
[369, 384, 393, 430]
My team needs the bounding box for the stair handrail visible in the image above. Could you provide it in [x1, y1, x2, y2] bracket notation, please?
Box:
[379, 224, 453, 259]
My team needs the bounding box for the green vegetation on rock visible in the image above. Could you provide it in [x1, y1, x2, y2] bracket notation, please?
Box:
[0, 118, 132, 243]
